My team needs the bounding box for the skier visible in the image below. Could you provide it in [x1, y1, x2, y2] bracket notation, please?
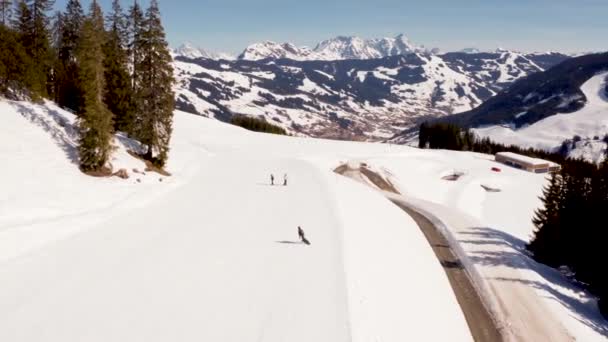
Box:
[270, 174, 275, 186]
[298, 226, 310, 245]
[283, 173, 288, 186]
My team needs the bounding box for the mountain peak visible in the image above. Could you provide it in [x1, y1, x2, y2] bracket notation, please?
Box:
[238, 41, 313, 61]
[175, 42, 205, 59]
[239, 34, 427, 61]
[174, 42, 235, 60]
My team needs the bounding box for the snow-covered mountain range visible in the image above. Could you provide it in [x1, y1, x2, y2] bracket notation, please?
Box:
[173, 42, 235, 61]
[238, 34, 434, 61]
[173, 48, 568, 140]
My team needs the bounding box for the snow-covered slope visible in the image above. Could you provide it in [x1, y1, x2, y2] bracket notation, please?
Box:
[0, 100, 179, 261]
[173, 51, 568, 140]
[473, 71, 608, 162]
[1, 98, 606, 341]
[0, 101, 472, 341]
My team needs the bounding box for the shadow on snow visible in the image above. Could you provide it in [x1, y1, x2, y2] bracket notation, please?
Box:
[458, 227, 607, 337]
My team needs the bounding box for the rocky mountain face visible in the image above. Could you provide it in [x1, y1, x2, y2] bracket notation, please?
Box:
[173, 48, 569, 140]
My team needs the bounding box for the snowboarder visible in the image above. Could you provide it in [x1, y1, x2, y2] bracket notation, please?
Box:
[270, 174, 275, 185]
[283, 173, 288, 186]
[298, 226, 310, 245]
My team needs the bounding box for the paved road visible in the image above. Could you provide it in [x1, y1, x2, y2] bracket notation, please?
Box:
[390, 199, 503, 342]
[335, 165, 503, 342]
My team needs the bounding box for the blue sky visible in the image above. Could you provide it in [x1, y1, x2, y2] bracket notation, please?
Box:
[55, 0, 608, 54]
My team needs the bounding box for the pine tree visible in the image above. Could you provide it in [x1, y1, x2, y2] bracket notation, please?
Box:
[0, 0, 12, 26]
[104, 0, 134, 133]
[54, 0, 83, 111]
[133, 0, 174, 167]
[76, 0, 112, 172]
[528, 171, 565, 265]
[127, 0, 144, 92]
[55, 0, 84, 112]
[107, 0, 128, 46]
[59, 0, 83, 62]
[0, 25, 31, 94]
[14, 0, 54, 97]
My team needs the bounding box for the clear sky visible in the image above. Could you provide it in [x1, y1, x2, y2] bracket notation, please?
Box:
[54, 0, 608, 55]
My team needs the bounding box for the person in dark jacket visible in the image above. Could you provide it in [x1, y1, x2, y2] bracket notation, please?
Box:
[270, 174, 274, 185]
[298, 226, 310, 245]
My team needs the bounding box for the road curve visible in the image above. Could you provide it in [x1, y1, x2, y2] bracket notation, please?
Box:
[335, 164, 503, 342]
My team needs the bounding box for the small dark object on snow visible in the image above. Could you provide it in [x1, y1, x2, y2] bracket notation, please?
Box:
[271, 174, 275, 185]
[136, 178, 141, 183]
[481, 184, 501, 192]
[298, 226, 310, 245]
[283, 173, 288, 186]
[491, 167, 502, 172]
[113, 168, 129, 179]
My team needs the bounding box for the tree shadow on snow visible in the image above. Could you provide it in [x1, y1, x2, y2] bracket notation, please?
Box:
[13, 102, 79, 165]
[115, 132, 145, 155]
[458, 227, 608, 337]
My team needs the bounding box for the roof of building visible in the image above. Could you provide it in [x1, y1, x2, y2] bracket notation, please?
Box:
[495, 152, 556, 167]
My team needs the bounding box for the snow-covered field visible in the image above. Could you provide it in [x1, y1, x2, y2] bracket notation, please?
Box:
[0, 99, 606, 341]
[474, 71, 608, 163]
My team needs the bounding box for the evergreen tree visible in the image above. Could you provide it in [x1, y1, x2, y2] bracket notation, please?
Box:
[528, 171, 565, 265]
[104, 0, 134, 133]
[76, 0, 112, 172]
[54, 0, 83, 111]
[127, 0, 143, 92]
[14, 0, 55, 97]
[107, 0, 128, 46]
[133, 0, 174, 167]
[0, 0, 12, 26]
[0, 25, 31, 95]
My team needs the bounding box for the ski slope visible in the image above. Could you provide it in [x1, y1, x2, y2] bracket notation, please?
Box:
[0, 101, 471, 341]
[0, 98, 606, 341]
[474, 71, 608, 162]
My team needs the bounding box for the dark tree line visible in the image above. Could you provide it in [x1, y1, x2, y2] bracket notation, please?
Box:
[230, 115, 287, 135]
[419, 122, 608, 317]
[418, 122, 568, 164]
[0, 0, 174, 171]
[528, 160, 608, 317]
